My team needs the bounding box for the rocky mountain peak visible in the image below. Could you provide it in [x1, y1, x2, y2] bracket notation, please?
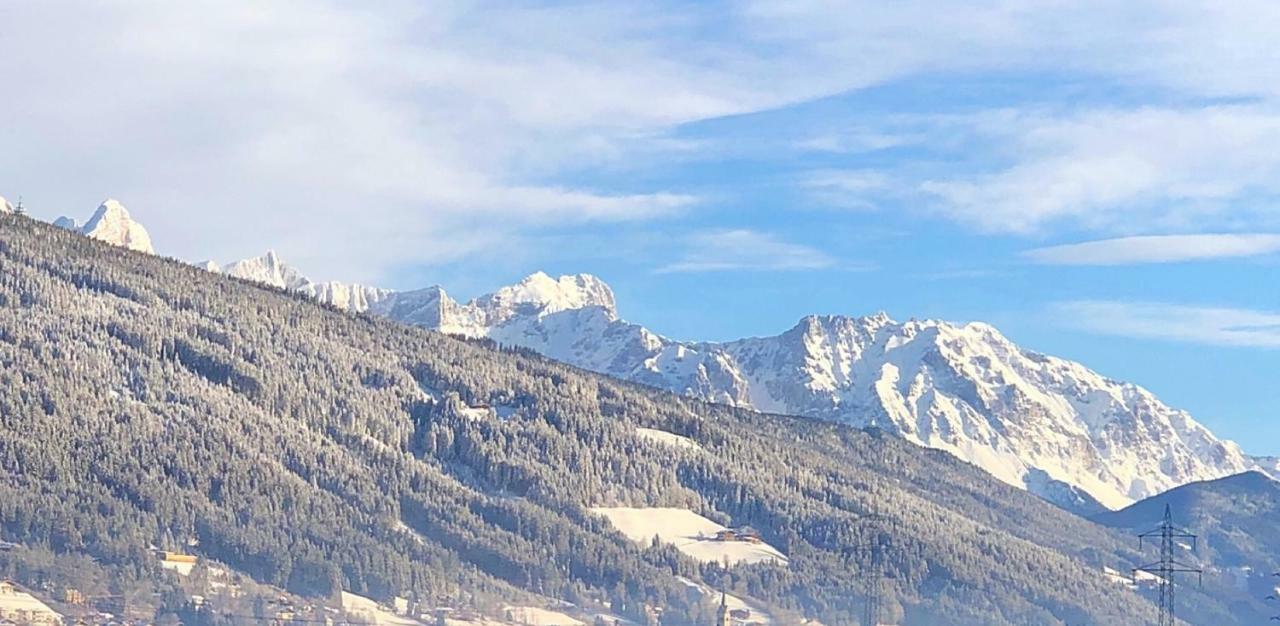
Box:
[80, 199, 155, 254]
[477, 272, 617, 319]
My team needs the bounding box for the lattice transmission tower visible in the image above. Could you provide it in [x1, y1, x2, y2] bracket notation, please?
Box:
[1132, 504, 1201, 626]
[852, 512, 893, 626]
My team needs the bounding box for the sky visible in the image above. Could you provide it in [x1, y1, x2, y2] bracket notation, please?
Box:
[3, 1, 1280, 453]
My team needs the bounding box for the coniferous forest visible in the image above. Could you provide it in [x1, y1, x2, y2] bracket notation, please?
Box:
[0, 214, 1271, 625]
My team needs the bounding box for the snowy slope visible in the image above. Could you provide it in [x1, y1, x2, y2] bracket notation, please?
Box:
[79, 199, 154, 253]
[200, 260, 1267, 509]
[0, 197, 13, 214]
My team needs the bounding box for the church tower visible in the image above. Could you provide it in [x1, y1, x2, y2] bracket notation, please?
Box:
[717, 589, 731, 626]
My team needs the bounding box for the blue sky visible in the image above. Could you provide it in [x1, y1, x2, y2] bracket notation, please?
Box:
[4, 1, 1280, 453]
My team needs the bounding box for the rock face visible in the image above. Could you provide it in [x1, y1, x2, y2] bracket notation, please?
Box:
[206, 260, 1268, 510]
[78, 199, 155, 254]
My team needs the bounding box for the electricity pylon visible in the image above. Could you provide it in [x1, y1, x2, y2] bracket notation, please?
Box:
[1132, 504, 1201, 626]
[853, 511, 892, 626]
[1268, 571, 1280, 621]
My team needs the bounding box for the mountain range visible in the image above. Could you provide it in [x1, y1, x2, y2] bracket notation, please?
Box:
[0, 209, 1205, 626]
[5, 201, 1280, 624]
[210, 251, 1268, 513]
[36, 201, 1275, 513]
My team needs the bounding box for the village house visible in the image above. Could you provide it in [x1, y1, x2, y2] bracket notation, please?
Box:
[712, 527, 762, 544]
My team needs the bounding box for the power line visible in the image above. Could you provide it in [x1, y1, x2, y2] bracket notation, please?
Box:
[1132, 504, 1201, 626]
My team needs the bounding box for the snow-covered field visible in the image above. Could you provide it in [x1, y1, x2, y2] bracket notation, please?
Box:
[342, 591, 428, 626]
[591, 507, 787, 566]
[676, 577, 773, 624]
[635, 428, 702, 451]
[503, 606, 584, 626]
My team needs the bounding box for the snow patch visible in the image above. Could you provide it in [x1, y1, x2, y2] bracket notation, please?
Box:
[676, 577, 773, 625]
[591, 507, 787, 566]
[341, 591, 428, 626]
[503, 606, 584, 626]
[635, 427, 702, 451]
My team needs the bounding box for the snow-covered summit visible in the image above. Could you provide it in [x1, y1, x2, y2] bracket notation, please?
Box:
[0, 197, 13, 214]
[205, 250, 393, 314]
[222, 250, 310, 290]
[709, 313, 1257, 509]
[477, 272, 617, 318]
[80, 199, 154, 254]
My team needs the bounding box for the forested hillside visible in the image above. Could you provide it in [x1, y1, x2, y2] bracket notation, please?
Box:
[0, 214, 1260, 625]
[1096, 472, 1280, 603]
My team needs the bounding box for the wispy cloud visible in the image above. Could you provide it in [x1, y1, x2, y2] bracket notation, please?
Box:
[9, 1, 1280, 282]
[1051, 300, 1280, 348]
[1026, 234, 1280, 265]
[921, 106, 1280, 235]
[657, 229, 837, 273]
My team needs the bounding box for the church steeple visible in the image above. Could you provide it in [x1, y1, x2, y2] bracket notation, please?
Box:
[717, 588, 730, 626]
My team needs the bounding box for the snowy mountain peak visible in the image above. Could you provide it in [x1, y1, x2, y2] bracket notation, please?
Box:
[209, 250, 393, 315]
[222, 250, 309, 290]
[477, 272, 617, 319]
[0, 197, 13, 214]
[54, 216, 81, 230]
[864, 310, 894, 326]
[81, 199, 154, 254]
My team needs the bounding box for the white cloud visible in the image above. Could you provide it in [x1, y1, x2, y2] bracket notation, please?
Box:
[921, 106, 1280, 235]
[657, 230, 836, 273]
[1052, 301, 1280, 348]
[0, 0, 733, 282]
[1026, 234, 1280, 265]
[8, 1, 1280, 282]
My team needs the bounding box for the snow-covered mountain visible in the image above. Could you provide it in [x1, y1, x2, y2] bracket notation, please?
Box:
[78, 200, 154, 253]
[204, 251, 394, 314]
[49, 199, 155, 253]
[203, 257, 1266, 510]
[0, 197, 14, 214]
[381, 272, 1266, 511]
